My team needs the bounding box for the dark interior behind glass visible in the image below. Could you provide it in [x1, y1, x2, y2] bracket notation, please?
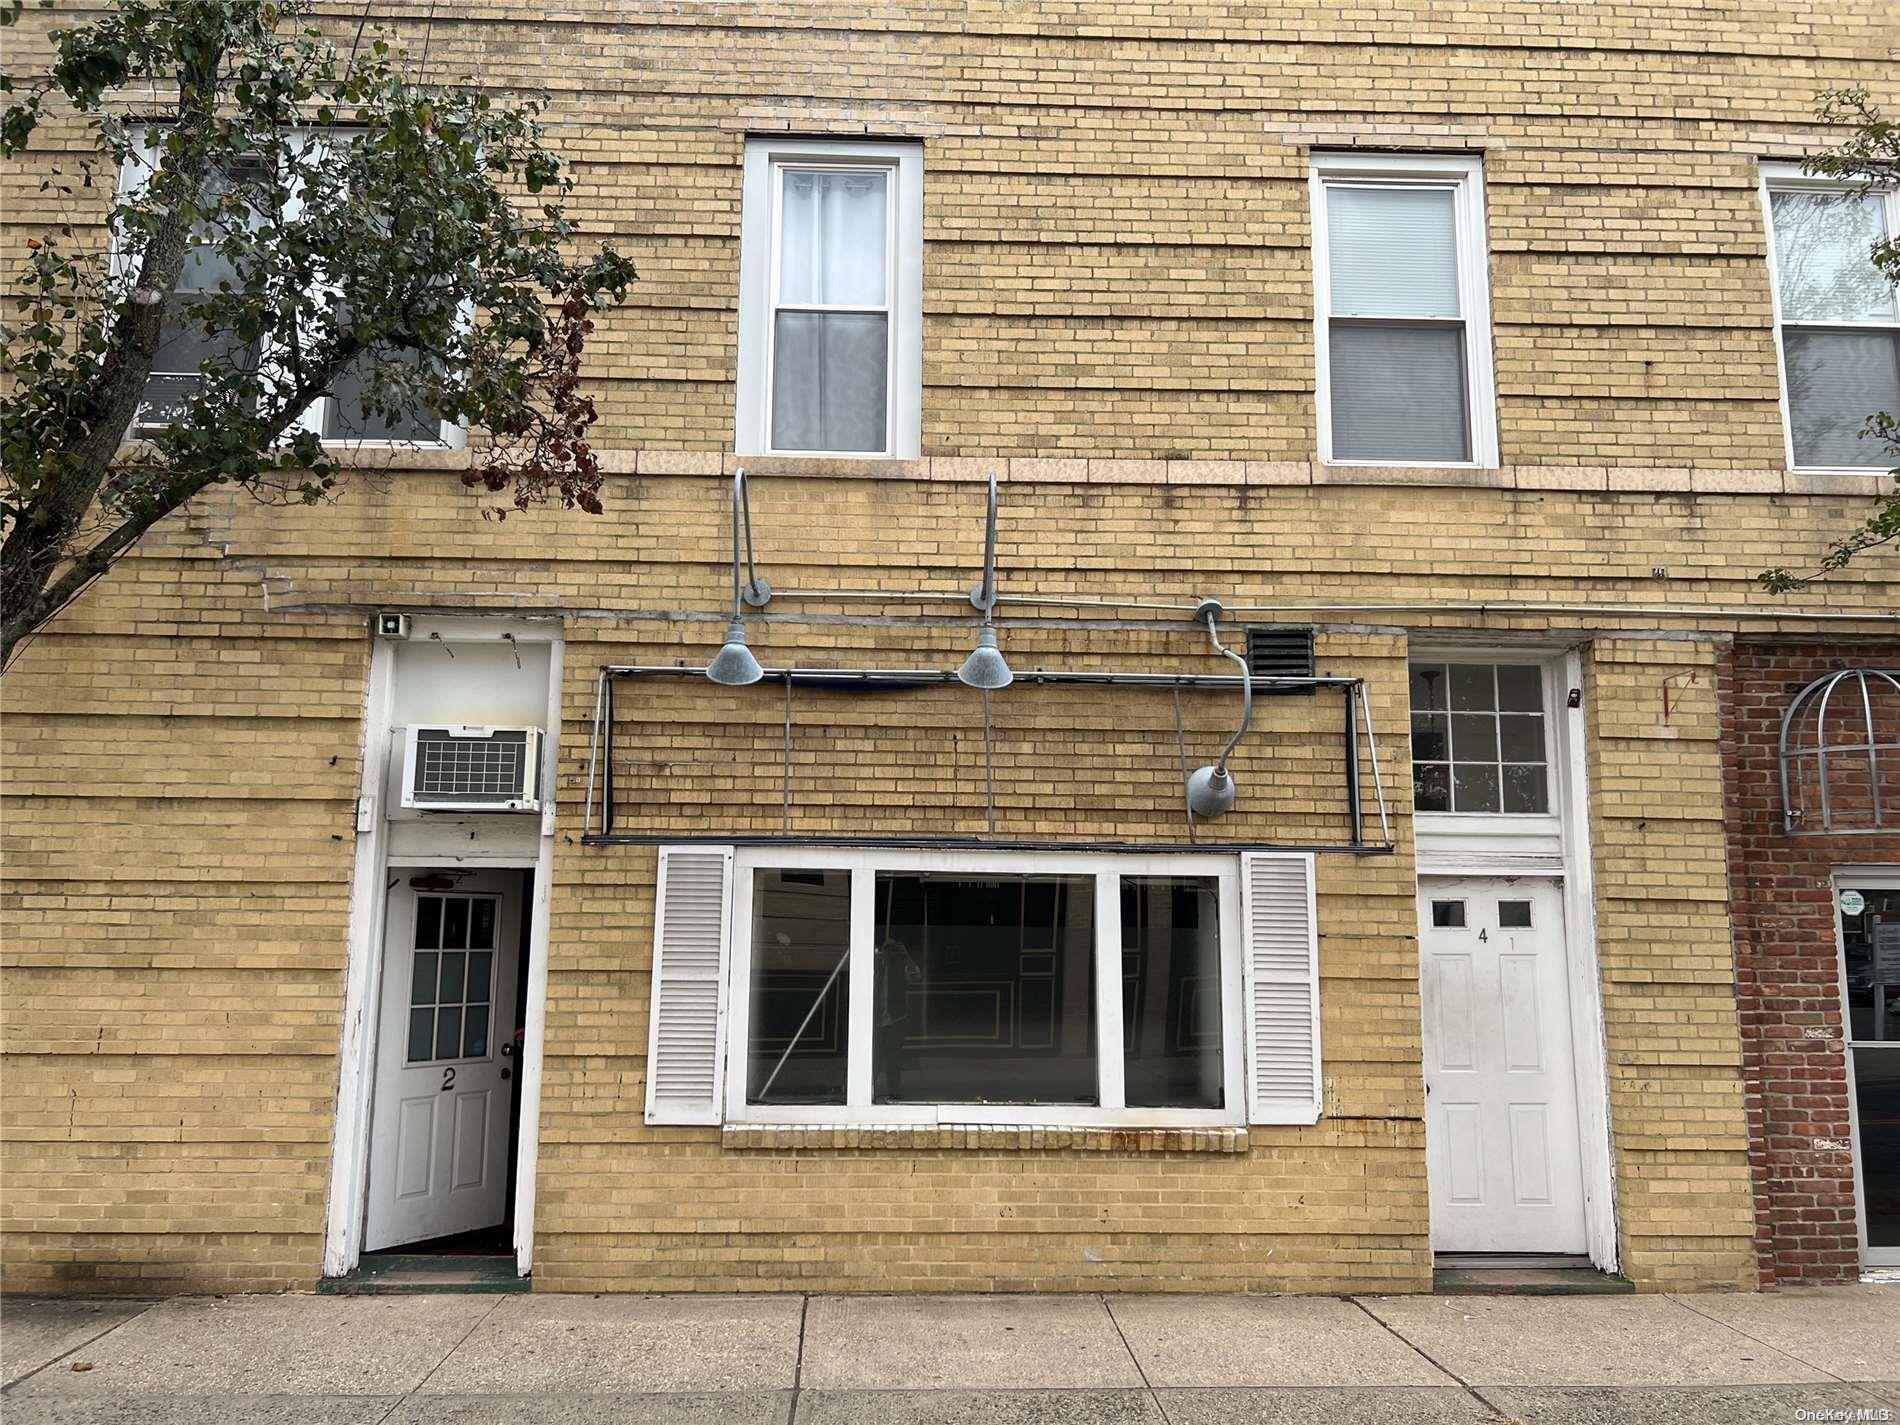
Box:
[1121, 877, 1224, 1109]
[873, 873, 1096, 1104]
[1843, 884, 1900, 1248]
[746, 869, 851, 1104]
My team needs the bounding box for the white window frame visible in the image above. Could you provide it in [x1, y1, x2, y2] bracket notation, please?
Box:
[114, 129, 465, 452]
[735, 136, 924, 460]
[1310, 151, 1499, 470]
[1759, 161, 1900, 475]
[722, 847, 1246, 1128]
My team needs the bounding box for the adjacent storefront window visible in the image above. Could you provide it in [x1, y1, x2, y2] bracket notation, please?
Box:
[732, 851, 1243, 1126]
[1841, 879, 1900, 1263]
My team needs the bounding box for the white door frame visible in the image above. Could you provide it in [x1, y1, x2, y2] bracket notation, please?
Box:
[1409, 642, 1620, 1271]
[322, 615, 563, 1279]
[1834, 865, 1900, 1270]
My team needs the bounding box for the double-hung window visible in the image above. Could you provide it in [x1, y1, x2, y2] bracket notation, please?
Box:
[133, 161, 267, 432]
[1761, 164, 1900, 471]
[642, 848, 1326, 1131]
[1311, 152, 1498, 467]
[118, 132, 459, 448]
[736, 138, 924, 458]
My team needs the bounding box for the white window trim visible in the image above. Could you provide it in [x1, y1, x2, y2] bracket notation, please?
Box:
[1310, 151, 1499, 470]
[721, 847, 1246, 1128]
[1759, 160, 1900, 475]
[735, 136, 924, 460]
[115, 130, 465, 452]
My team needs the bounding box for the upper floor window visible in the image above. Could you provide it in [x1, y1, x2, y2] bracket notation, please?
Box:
[1410, 661, 1550, 815]
[736, 137, 923, 458]
[135, 163, 267, 431]
[1762, 165, 1900, 471]
[1311, 152, 1498, 468]
[118, 133, 459, 448]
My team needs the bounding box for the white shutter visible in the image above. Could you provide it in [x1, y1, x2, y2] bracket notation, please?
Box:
[1240, 851, 1323, 1125]
[643, 846, 734, 1125]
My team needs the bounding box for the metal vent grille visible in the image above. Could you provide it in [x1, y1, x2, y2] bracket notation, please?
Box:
[1246, 626, 1316, 695]
[413, 728, 531, 803]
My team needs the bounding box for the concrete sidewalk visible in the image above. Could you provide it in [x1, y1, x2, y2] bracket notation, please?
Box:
[0, 1287, 1895, 1424]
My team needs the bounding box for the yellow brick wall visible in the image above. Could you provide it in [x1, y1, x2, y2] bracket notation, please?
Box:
[1586, 638, 1759, 1292]
[4, 0, 1898, 1294]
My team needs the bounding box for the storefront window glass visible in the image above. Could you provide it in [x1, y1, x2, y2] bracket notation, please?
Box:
[872, 874, 1096, 1104]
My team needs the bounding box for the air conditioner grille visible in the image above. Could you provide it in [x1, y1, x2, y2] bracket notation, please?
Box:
[413, 728, 531, 802]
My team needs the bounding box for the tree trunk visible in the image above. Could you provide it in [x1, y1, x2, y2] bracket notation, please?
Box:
[0, 108, 215, 670]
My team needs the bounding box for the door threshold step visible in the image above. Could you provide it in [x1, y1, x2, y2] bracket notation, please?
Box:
[319, 1253, 529, 1294]
[1435, 1252, 1591, 1270]
[1433, 1260, 1632, 1296]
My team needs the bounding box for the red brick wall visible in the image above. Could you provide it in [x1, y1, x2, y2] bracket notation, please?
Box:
[1721, 637, 1900, 1288]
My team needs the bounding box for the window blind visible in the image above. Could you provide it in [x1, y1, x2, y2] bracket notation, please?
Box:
[1325, 182, 1471, 462]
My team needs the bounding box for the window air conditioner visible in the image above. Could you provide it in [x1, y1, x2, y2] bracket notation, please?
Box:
[400, 725, 544, 812]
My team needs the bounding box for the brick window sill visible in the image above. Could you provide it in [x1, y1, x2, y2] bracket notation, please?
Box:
[720, 1125, 1248, 1153]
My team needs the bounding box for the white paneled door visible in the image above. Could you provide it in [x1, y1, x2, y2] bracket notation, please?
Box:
[1419, 878, 1587, 1254]
[365, 872, 522, 1251]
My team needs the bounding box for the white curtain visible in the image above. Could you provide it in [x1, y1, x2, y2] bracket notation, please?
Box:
[772, 312, 889, 452]
[773, 168, 891, 450]
[779, 169, 888, 307]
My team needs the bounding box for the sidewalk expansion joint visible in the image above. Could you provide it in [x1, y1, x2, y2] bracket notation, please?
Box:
[0, 1301, 159, 1397]
[1667, 1293, 1853, 1385]
[1101, 1292, 1175, 1425]
[373, 1292, 507, 1425]
[787, 1292, 810, 1425]
[1348, 1295, 1506, 1421]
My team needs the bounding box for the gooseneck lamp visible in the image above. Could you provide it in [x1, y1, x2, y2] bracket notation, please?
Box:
[1185, 598, 1253, 817]
[955, 471, 1013, 690]
[706, 468, 772, 686]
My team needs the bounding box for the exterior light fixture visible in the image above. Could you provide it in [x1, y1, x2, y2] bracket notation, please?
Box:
[957, 624, 1012, 691]
[707, 619, 763, 686]
[707, 468, 771, 687]
[955, 471, 1012, 690]
[1185, 598, 1253, 818]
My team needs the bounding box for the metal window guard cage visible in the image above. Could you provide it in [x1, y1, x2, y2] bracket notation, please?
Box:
[1778, 667, 1900, 836]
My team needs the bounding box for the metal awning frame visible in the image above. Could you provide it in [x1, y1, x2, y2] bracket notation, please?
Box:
[581, 662, 1395, 854]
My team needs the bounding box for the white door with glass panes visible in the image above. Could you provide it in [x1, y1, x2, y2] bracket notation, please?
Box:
[365, 873, 521, 1251]
[1419, 878, 1587, 1254]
